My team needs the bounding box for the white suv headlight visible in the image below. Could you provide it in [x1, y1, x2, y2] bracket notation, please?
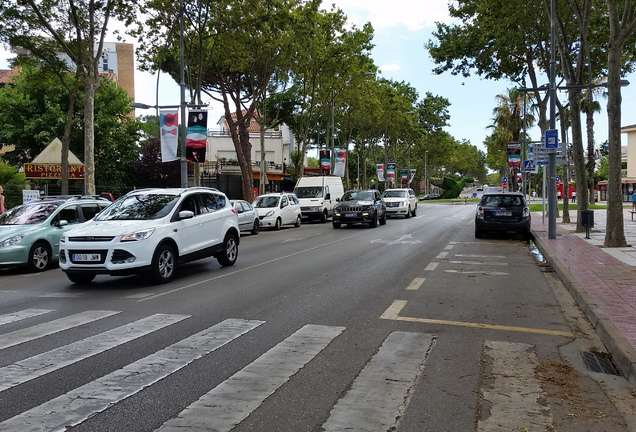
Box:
[121, 228, 156, 242]
[265, 210, 275, 218]
[0, 235, 25, 248]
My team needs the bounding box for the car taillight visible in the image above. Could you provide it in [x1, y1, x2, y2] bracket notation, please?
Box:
[477, 205, 484, 217]
[523, 206, 530, 217]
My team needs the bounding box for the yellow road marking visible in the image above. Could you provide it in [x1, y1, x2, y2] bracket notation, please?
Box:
[380, 300, 574, 338]
[406, 278, 426, 291]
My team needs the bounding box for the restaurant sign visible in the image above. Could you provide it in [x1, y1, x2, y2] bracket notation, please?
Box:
[24, 163, 85, 179]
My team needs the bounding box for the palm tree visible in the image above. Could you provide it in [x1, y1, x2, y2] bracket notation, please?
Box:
[490, 88, 535, 192]
[580, 78, 606, 205]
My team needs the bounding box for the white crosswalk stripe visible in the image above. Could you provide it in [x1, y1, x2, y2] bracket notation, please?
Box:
[0, 310, 120, 350]
[0, 313, 189, 392]
[0, 306, 554, 432]
[0, 318, 264, 432]
[157, 324, 345, 432]
[322, 331, 435, 431]
[0, 309, 53, 326]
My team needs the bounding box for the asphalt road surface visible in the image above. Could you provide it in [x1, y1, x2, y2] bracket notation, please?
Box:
[1, 201, 636, 431]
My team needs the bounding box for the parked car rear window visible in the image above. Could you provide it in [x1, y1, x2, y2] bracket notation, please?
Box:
[481, 195, 524, 207]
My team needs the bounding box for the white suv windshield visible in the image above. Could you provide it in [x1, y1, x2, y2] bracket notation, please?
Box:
[384, 190, 407, 198]
[96, 194, 179, 220]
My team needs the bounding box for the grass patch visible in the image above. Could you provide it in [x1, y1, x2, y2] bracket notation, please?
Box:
[528, 203, 610, 212]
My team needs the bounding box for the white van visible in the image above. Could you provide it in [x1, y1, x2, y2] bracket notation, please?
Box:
[293, 176, 345, 223]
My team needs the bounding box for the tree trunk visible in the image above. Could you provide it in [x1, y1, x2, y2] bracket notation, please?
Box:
[586, 105, 596, 205]
[61, 82, 79, 195]
[567, 90, 588, 232]
[604, 4, 628, 247]
[83, 77, 97, 195]
[559, 110, 570, 223]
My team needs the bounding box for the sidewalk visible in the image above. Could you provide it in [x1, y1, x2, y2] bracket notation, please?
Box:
[531, 206, 636, 383]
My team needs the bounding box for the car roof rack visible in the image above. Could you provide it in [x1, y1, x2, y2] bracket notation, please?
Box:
[38, 195, 111, 201]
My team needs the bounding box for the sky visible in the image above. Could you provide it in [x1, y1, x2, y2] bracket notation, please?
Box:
[1, 0, 635, 154]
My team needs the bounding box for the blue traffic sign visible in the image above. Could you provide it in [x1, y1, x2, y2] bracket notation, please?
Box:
[545, 129, 558, 149]
[502, 177, 507, 183]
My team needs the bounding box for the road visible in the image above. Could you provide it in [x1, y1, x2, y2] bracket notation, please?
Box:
[1, 201, 636, 431]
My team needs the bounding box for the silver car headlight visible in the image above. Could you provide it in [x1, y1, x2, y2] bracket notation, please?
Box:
[0, 235, 25, 248]
[121, 228, 156, 242]
[265, 210, 275, 218]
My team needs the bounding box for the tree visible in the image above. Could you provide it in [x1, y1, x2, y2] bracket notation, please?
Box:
[0, 64, 141, 191]
[0, 0, 139, 195]
[0, 162, 27, 209]
[605, 0, 636, 247]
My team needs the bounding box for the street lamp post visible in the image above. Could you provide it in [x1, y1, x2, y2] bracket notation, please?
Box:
[330, 72, 374, 174]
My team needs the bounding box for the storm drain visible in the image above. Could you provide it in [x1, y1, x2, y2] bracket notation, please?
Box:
[581, 351, 620, 375]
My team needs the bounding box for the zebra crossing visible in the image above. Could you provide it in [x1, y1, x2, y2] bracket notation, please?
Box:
[0, 307, 553, 431]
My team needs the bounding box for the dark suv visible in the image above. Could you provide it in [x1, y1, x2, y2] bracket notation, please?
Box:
[475, 192, 530, 240]
[332, 189, 386, 228]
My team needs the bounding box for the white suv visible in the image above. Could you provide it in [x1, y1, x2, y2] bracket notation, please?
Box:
[59, 187, 240, 284]
[253, 193, 302, 230]
[382, 188, 417, 218]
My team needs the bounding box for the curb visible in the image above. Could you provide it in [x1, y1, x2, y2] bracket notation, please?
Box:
[531, 231, 636, 385]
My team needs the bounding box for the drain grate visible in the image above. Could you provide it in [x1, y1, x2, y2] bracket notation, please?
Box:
[581, 351, 620, 375]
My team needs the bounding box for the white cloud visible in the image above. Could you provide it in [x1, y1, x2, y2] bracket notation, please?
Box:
[325, 0, 451, 31]
[380, 63, 401, 72]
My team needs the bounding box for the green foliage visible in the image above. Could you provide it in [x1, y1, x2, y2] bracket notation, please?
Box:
[430, 176, 474, 199]
[0, 163, 28, 209]
[0, 65, 141, 190]
[595, 156, 609, 182]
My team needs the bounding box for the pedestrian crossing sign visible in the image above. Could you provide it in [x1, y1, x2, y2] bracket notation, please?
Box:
[523, 160, 538, 173]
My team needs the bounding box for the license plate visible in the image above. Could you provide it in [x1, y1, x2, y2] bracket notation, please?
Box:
[345, 213, 357, 217]
[73, 253, 101, 262]
[495, 211, 512, 217]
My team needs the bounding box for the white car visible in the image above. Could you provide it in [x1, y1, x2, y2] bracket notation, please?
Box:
[59, 187, 240, 284]
[382, 188, 417, 218]
[231, 200, 260, 235]
[253, 193, 302, 230]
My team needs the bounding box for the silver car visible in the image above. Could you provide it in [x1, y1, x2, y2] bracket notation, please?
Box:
[231, 200, 260, 235]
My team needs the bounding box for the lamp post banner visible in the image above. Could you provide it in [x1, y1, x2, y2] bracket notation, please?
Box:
[333, 149, 347, 177]
[376, 164, 385, 182]
[186, 110, 207, 162]
[507, 143, 521, 167]
[401, 169, 408, 186]
[160, 110, 179, 162]
[320, 150, 331, 174]
[387, 163, 396, 184]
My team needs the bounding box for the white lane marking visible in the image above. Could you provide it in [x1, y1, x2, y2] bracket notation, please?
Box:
[125, 293, 157, 299]
[158, 324, 345, 432]
[380, 300, 408, 320]
[445, 270, 509, 276]
[39, 293, 84, 298]
[138, 231, 369, 302]
[0, 310, 120, 351]
[0, 318, 264, 432]
[322, 331, 435, 431]
[436, 252, 449, 259]
[454, 254, 506, 259]
[371, 234, 422, 245]
[450, 260, 508, 266]
[445, 244, 454, 250]
[0, 309, 53, 327]
[406, 278, 426, 291]
[477, 340, 553, 431]
[0, 314, 189, 392]
[424, 262, 439, 271]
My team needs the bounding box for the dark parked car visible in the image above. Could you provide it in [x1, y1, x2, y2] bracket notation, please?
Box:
[421, 193, 440, 200]
[332, 189, 386, 228]
[474, 191, 530, 240]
